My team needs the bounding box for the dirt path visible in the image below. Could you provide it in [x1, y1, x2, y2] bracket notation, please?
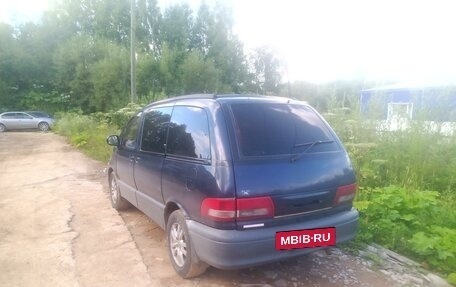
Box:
[0, 132, 434, 287]
[0, 132, 154, 286]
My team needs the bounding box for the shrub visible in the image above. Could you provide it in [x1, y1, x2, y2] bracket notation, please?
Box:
[54, 113, 118, 162]
[356, 186, 455, 274]
[107, 102, 142, 129]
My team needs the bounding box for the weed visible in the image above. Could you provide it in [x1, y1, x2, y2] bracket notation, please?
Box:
[54, 113, 118, 162]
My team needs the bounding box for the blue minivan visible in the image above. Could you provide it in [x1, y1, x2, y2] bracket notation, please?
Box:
[106, 94, 358, 278]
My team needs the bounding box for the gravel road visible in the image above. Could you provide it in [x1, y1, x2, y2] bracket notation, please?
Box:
[0, 132, 429, 287]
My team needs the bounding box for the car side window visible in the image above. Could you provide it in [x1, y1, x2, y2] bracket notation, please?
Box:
[120, 115, 141, 150]
[3, 113, 17, 119]
[166, 106, 211, 160]
[140, 107, 172, 153]
[17, 113, 32, 119]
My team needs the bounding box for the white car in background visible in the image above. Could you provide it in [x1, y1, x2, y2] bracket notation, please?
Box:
[0, 111, 54, 132]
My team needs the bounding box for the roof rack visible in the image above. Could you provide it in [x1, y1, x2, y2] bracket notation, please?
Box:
[149, 94, 216, 105]
[147, 93, 296, 106]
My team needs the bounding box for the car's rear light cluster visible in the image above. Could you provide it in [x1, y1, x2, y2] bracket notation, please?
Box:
[334, 183, 357, 205]
[201, 197, 275, 221]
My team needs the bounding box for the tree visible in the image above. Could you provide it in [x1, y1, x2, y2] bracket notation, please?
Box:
[136, 0, 162, 53]
[203, 6, 249, 93]
[137, 54, 162, 102]
[91, 52, 129, 112]
[159, 44, 185, 96]
[191, 4, 214, 55]
[0, 23, 19, 109]
[0, 0, 262, 112]
[182, 51, 219, 94]
[57, 0, 130, 46]
[161, 4, 193, 51]
[249, 46, 282, 95]
[53, 35, 130, 112]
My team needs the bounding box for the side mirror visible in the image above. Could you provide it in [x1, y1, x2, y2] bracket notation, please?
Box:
[106, 135, 120, 146]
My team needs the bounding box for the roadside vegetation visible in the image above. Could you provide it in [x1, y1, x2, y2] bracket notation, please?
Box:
[54, 103, 141, 162]
[324, 99, 456, 282]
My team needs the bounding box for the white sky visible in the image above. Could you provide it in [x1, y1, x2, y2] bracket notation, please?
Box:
[1, 0, 456, 84]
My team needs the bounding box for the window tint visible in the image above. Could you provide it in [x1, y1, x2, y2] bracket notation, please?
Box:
[1, 113, 15, 119]
[141, 107, 172, 153]
[27, 111, 51, 118]
[17, 113, 32, 119]
[231, 103, 336, 157]
[120, 114, 141, 150]
[167, 106, 211, 160]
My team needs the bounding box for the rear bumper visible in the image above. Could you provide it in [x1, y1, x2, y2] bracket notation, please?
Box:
[187, 208, 358, 270]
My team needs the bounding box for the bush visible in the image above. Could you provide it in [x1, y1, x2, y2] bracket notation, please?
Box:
[323, 99, 456, 278]
[107, 102, 142, 129]
[355, 186, 456, 274]
[54, 103, 144, 162]
[325, 103, 456, 193]
[54, 113, 118, 162]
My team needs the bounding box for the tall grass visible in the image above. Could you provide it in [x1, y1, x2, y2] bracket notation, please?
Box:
[324, 98, 456, 280]
[325, 102, 456, 197]
[53, 104, 141, 162]
[54, 113, 119, 162]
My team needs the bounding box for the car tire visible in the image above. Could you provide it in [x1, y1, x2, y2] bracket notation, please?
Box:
[167, 210, 208, 278]
[0, 124, 6, 132]
[38, 122, 50, 131]
[108, 173, 131, 210]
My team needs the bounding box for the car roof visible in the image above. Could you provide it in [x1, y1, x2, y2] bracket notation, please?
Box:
[0, 111, 51, 117]
[146, 94, 307, 108]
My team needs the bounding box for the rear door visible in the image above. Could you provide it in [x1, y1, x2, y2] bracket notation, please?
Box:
[161, 106, 213, 222]
[17, 113, 37, 129]
[227, 102, 356, 227]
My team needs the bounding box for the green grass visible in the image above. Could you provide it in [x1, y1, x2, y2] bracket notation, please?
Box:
[54, 113, 119, 162]
[325, 102, 456, 280]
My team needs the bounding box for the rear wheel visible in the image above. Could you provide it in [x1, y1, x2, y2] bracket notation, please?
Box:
[167, 210, 208, 278]
[108, 173, 130, 210]
[0, 124, 6, 132]
[38, 122, 50, 131]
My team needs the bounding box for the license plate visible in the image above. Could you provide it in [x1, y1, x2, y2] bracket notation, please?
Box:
[275, 227, 336, 250]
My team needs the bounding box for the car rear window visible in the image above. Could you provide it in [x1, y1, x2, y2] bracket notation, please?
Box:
[230, 103, 338, 157]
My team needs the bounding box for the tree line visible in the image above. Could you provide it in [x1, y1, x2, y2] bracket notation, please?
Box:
[0, 0, 373, 114]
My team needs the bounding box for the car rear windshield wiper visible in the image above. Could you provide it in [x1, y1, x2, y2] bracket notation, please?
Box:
[290, 140, 334, 163]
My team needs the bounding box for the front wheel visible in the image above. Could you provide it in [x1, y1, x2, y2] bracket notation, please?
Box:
[167, 210, 208, 278]
[108, 173, 130, 210]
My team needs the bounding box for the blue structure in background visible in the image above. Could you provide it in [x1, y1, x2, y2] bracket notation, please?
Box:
[360, 84, 456, 122]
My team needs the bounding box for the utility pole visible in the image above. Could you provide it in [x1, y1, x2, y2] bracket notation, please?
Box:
[130, 0, 137, 103]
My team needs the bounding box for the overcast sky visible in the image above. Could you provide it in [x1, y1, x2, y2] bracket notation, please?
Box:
[1, 0, 456, 84]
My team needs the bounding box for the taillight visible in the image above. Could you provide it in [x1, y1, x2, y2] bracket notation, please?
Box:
[200, 198, 236, 221]
[334, 183, 357, 205]
[201, 197, 275, 222]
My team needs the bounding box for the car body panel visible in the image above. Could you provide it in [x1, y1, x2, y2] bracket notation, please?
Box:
[187, 208, 359, 269]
